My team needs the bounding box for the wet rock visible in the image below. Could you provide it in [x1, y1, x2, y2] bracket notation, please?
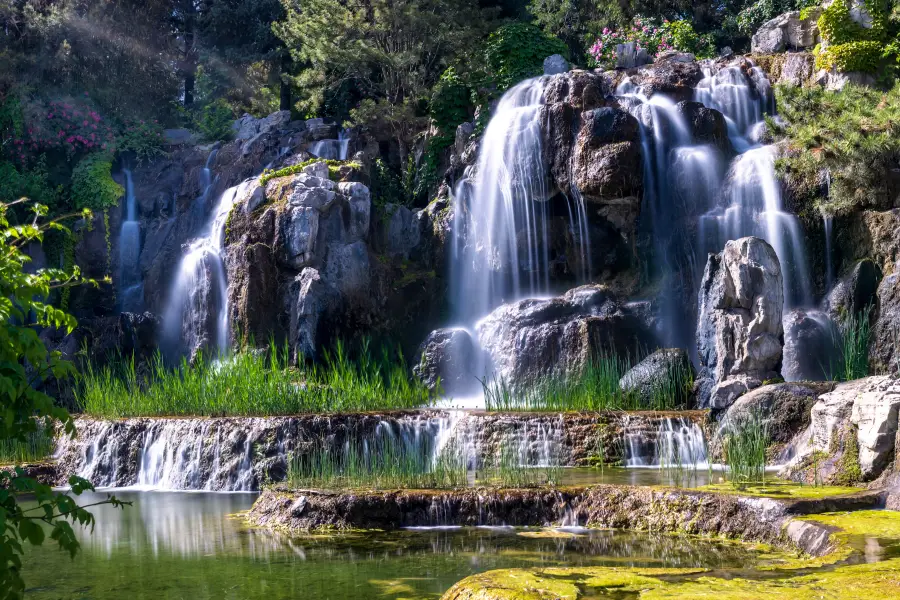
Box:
[751, 10, 821, 54]
[543, 54, 569, 75]
[233, 110, 291, 142]
[618, 348, 695, 407]
[782, 309, 840, 382]
[696, 237, 785, 409]
[288, 268, 340, 359]
[476, 285, 655, 387]
[676, 101, 733, 157]
[616, 42, 651, 69]
[823, 258, 881, 321]
[871, 269, 900, 375]
[412, 328, 481, 395]
[779, 52, 816, 87]
[373, 204, 421, 259]
[628, 56, 704, 102]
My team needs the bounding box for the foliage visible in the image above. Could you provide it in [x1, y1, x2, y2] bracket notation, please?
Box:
[15, 98, 117, 163]
[484, 23, 569, 91]
[588, 17, 714, 67]
[723, 411, 769, 489]
[116, 119, 166, 164]
[260, 158, 359, 185]
[481, 352, 693, 412]
[430, 68, 471, 136]
[828, 305, 872, 381]
[737, 0, 820, 35]
[0, 159, 60, 213]
[369, 158, 410, 207]
[814, 0, 896, 74]
[195, 99, 236, 143]
[0, 423, 53, 465]
[816, 40, 884, 72]
[78, 341, 437, 417]
[527, 0, 627, 61]
[833, 426, 862, 486]
[774, 82, 900, 214]
[0, 198, 123, 598]
[70, 154, 123, 212]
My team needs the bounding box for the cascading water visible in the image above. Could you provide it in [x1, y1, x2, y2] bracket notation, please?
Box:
[623, 417, 709, 468]
[824, 214, 834, 289]
[309, 129, 350, 161]
[119, 167, 143, 312]
[163, 178, 255, 358]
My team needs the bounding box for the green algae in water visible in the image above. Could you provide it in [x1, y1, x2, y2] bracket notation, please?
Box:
[19, 490, 775, 599]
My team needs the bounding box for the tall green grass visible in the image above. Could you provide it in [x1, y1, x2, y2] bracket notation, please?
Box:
[723, 412, 768, 490]
[828, 306, 872, 382]
[0, 425, 54, 465]
[481, 353, 692, 412]
[78, 340, 436, 417]
[287, 434, 562, 490]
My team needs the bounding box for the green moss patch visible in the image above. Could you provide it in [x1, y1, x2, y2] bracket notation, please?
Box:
[695, 479, 865, 499]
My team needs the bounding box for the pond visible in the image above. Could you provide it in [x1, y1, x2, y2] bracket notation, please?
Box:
[23, 489, 767, 599]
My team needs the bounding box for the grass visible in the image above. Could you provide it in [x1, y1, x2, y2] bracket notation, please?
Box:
[828, 306, 872, 381]
[773, 82, 900, 216]
[722, 411, 768, 490]
[78, 340, 437, 417]
[287, 434, 563, 491]
[480, 353, 693, 412]
[0, 424, 54, 465]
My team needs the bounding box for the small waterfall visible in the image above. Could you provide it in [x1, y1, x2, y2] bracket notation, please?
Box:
[695, 60, 773, 149]
[309, 129, 350, 161]
[163, 179, 255, 358]
[824, 214, 834, 289]
[623, 417, 708, 467]
[119, 168, 143, 311]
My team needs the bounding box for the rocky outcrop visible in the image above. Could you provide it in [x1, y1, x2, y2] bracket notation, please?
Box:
[475, 286, 655, 388]
[871, 269, 899, 375]
[412, 328, 481, 395]
[751, 10, 822, 54]
[824, 258, 881, 320]
[779, 52, 816, 86]
[782, 309, 840, 382]
[625, 53, 704, 102]
[696, 237, 785, 409]
[782, 376, 900, 484]
[618, 348, 694, 406]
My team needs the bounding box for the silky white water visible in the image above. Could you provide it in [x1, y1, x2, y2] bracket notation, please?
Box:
[119, 168, 143, 312]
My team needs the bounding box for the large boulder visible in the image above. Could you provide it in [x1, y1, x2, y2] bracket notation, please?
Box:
[779, 52, 816, 87]
[871, 268, 900, 375]
[782, 309, 840, 382]
[476, 285, 655, 388]
[618, 348, 695, 407]
[751, 10, 821, 54]
[543, 54, 569, 75]
[412, 328, 481, 395]
[288, 267, 340, 360]
[626, 55, 705, 103]
[696, 237, 785, 409]
[850, 377, 900, 479]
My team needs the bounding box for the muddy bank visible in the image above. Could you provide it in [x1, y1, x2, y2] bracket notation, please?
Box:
[248, 484, 881, 555]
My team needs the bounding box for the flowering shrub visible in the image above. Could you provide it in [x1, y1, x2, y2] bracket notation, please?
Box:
[116, 119, 166, 164]
[19, 98, 117, 162]
[587, 18, 714, 68]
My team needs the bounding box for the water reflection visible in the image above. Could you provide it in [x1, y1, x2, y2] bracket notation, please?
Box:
[22, 490, 765, 599]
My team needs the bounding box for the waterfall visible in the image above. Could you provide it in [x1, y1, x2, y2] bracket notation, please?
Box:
[623, 417, 708, 467]
[824, 214, 834, 289]
[119, 168, 143, 312]
[163, 179, 255, 358]
[451, 77, 591, 324]
[309, 129, 350, 161]
[695, 61, 773, 149]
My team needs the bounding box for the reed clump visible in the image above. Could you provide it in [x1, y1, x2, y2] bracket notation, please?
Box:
[78, 340, 436, 417]
[0, 423, 54, 465]
[481, 353, 692, 412]
[828, 306, 872, 382]
[723, 411, 769, 490]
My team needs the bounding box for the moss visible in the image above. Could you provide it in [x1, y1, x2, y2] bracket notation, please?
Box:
[695, 479, 865, 500]
[834, 427, 863, 486]
[260, 158, 362, 185]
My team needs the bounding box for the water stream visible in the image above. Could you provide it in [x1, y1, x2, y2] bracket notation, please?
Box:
[119, 167, 143, 312]
[309, 129, 350, 160]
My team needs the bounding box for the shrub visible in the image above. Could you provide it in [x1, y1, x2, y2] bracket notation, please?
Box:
[588, 17, 714, 68]
[116, 118, 166, 164]
[70, 153, 123, 211]
[196, 99, 235, 142]
[816, 40, 885, 72]
[20, 98, 117, 159]
[484, 23, 569, 91]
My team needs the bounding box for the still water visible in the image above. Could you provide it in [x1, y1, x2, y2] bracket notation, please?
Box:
[23, 489, 764, 599]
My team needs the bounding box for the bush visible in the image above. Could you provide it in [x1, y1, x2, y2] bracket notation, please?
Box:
[116, 118, 166, 164]
[816, 40, 884, 72]
[737, 0, 820, 35]
[588, 17, 714, 68]
[430, 67, 471, 135]
[70, 153, 123, 211]
[196, 99, 235, 142]
[484, 23, 569, 91]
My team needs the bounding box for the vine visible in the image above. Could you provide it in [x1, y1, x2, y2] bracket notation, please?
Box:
[103, 210, 112, 281]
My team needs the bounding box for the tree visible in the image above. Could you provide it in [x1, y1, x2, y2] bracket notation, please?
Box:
[0, 198, 125, 599]
[528, 0, 627, 61]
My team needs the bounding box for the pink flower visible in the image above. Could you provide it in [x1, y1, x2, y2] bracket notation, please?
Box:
[603, 27, 610, 34]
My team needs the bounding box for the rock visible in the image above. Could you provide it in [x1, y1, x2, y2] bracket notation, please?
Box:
[751, 10, 821, 54]
[871, 269, 900, 375]
[815, 69, 877, 91]
[823, 258, 881, 320]
[676, 101, 733, 157]
[719, 382, 834, 456]
[628, 56, 704, 102]
[233, 110, 291, 142]
[323, 241, 370, 300]
[543, 54, 569, 75]
[290, 496, 308, 517]
[696, 237, 784, 409]
[337, 182, 371, 242]
[278, 205, 319, 269]
[375, 204, 421, 258]
[618, 348, 695, 406]
[850, 376, 900, 479]
[782, 309, 840, 382]
[163, 129, 196, 146]
[454, 122, 474, 157]
[412, 328, 481, 395]
[572, 108, 643, 233]
[779, 53, 816, 87]
[288, 268, 340, 359]
[616, 42, 651, 69]
[476, 285, 655, 388]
